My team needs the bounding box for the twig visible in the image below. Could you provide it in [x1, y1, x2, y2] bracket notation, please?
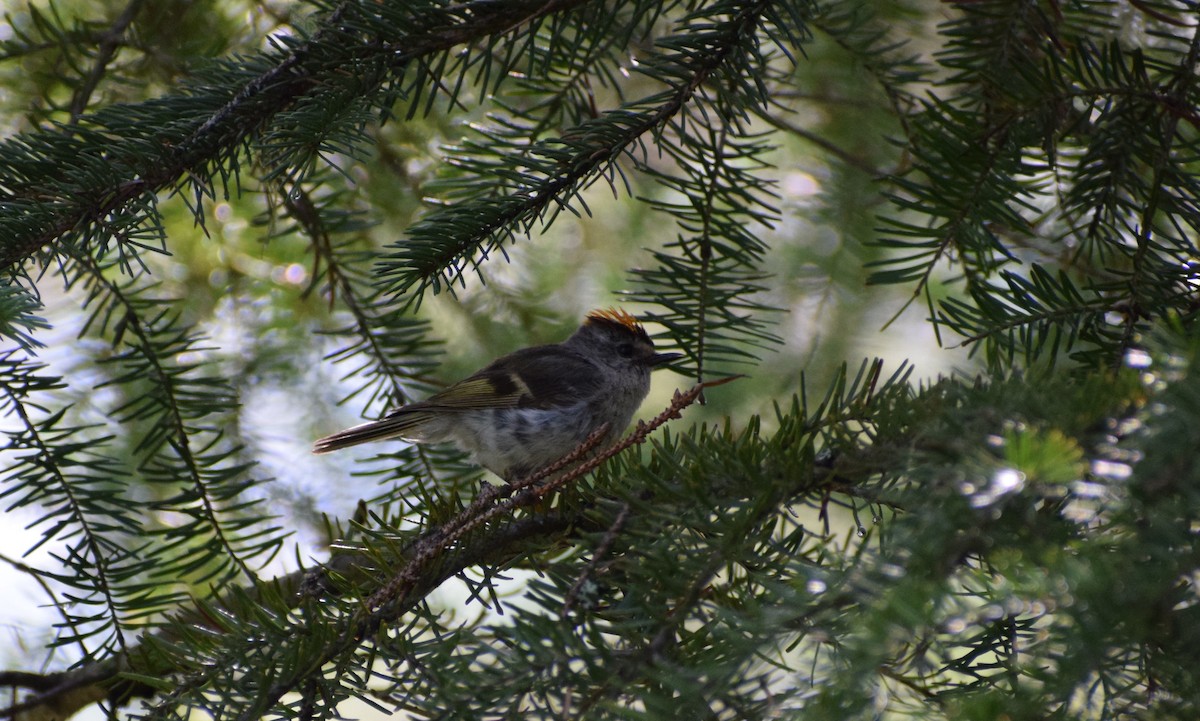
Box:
[67, 0, 145, 124]
[363, 376, 740, 616]
[560, 502, 630, 619]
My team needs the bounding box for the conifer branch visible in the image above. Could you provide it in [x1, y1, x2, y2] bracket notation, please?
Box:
[0, 378, 729, 721]
[0, 0, 596, 271]
[276, 178, 454, 487]
[0, 358, 132, 657]
[69, 252, 260, 585]
[1125, 22, 1200, 353]
[377, 0, 784, 298]
[230, 379, 726, 721]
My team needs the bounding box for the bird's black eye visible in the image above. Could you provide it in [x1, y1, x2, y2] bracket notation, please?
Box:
[617, 342, 635, 358]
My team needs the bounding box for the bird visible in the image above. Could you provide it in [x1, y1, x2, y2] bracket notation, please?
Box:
[313, 308, 681, 481]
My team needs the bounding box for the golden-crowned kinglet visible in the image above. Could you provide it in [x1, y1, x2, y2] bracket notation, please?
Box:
[313, 309, 680, 480]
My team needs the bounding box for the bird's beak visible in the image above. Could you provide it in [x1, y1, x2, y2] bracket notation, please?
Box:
[650, 352, 683, 368]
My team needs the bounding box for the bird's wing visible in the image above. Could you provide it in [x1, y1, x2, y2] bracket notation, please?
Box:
[312, 347, 600, 454]
[417, 345, 602, 411]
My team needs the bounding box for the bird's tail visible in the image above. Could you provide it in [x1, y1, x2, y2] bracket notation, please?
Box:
[312, 412, 429, 454]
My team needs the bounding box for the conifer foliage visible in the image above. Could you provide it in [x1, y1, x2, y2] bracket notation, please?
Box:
[0, 1, 1199, 719]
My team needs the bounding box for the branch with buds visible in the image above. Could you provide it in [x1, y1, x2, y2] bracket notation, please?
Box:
[356, 375, 742, 618]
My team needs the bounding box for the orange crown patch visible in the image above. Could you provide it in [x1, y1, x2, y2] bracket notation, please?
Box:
[586, 307, 643, 333]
